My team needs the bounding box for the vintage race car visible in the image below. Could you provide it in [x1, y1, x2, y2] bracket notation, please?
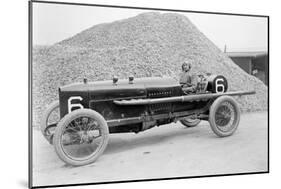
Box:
[41, 75, 255, 166]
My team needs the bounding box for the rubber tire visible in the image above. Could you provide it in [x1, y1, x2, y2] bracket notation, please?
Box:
[40, 100, 59, 143]
[180, 118, 201, 127]
[53, 109, 109, 166]
[209, 96, 240, 137]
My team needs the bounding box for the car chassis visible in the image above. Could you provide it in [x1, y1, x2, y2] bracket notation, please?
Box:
[40, 75, 255, 166]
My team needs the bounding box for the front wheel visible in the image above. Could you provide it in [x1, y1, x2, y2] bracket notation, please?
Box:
[53, 109, 109, 166]
[209, 96, 240, 137]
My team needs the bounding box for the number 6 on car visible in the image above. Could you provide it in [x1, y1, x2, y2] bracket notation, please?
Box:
[215, 78, 225, 93]
[41, 75, 255, 166]
[68, 96, 84, 113]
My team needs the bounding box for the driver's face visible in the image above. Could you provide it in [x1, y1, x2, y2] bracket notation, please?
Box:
[183, 64, 190, 72]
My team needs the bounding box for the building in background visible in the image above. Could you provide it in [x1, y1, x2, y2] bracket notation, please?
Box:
[225, 51, 268, 86]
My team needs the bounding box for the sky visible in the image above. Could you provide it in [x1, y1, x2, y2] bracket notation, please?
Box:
[33, 2, 268, 52]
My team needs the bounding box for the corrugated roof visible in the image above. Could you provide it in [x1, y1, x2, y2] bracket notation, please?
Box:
[226, 51, 268, 58]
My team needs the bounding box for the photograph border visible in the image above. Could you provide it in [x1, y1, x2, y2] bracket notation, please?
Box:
[28, 0, 270, 188]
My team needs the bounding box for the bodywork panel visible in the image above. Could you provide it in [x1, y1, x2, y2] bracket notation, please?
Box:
[58, 76, 254, 133]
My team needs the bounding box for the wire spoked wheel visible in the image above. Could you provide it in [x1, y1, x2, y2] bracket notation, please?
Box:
[209, 96, 240, 137]
[215, 102, 235, 130]
[40, 100, 60, 144]
[53, 109, 109, 166]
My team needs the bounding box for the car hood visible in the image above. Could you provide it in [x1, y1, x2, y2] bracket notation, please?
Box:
[59, 77, 179, 92]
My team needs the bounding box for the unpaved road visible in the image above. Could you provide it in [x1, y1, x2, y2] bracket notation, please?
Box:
[32, 111, 268, 187]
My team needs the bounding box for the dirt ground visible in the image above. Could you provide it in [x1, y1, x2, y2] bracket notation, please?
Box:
[32, 111, 268, 187]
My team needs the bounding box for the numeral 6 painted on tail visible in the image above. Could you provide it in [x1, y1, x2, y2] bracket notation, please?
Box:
[68, 96, 84, 113]
[215, 78, 225, 93]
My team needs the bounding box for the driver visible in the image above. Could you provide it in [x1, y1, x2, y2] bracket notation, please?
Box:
[179, 61, 197, 93]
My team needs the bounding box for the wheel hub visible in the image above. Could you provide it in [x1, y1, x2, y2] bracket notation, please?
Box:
[80, 133, 89, 143]
[215, 103, 234, 127]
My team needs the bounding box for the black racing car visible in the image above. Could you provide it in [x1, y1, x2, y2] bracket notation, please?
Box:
[40, 75, 254, 166]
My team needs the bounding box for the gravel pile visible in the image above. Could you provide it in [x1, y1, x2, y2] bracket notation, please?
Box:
[33, 12, 268, 127]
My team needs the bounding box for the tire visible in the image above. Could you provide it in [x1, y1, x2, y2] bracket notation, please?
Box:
[40, 100, 60, 144]
[53, 109, 109, 166]
[209, 96, 240, 137]
[180, 118, 201, 127]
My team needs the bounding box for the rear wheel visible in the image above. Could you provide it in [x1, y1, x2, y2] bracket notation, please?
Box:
[209, 96, 240, 137]
[180, 118, 201, 127]
[53, 109, 109, 166]
[40, 100, 59, 144]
